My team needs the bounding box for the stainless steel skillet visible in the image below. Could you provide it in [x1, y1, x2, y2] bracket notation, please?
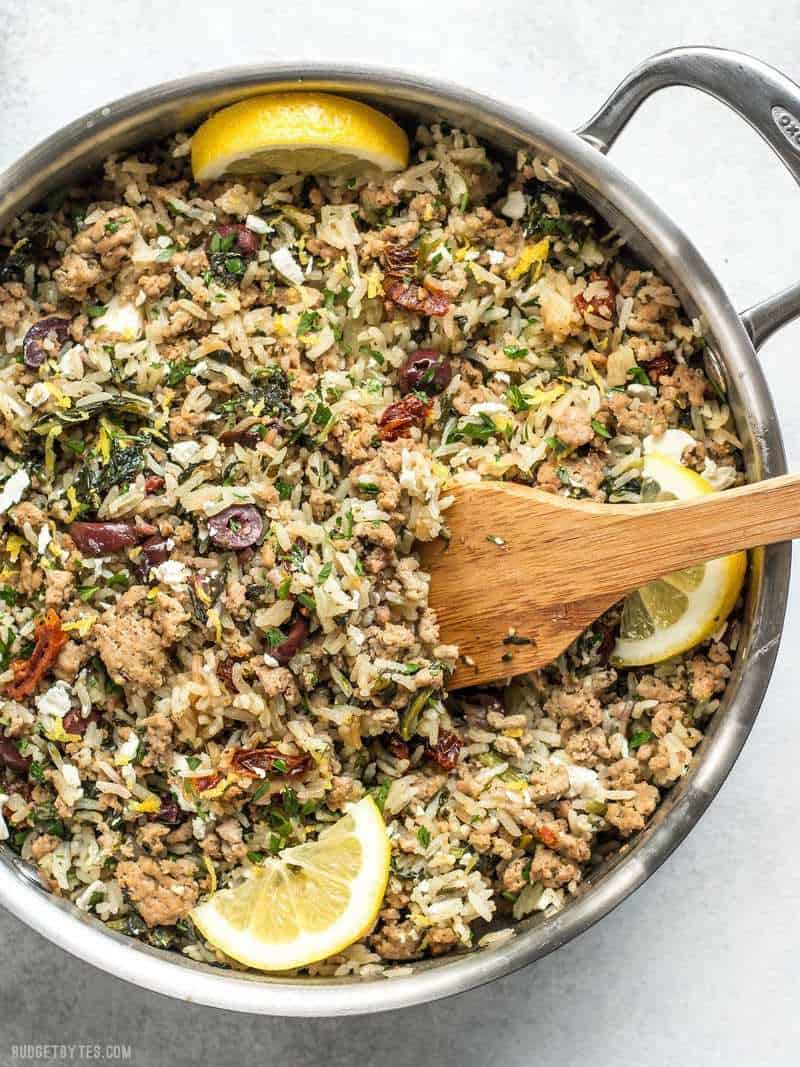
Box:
[0, 45, 796, 1016]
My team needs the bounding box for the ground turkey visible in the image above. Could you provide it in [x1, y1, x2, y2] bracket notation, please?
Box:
[371, 919, 423, 960]
[117, 856, 200, 926]
[90, 586, 189, 690]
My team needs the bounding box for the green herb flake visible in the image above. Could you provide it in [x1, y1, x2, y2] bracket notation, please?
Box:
[626, 365, 650, 387]
[252, 780, 271, 803]
[265, 627, 286, 648]
[316, 562, 332, 585]
[296, 310, 322, 337]
[186, 755, 202, 771]
[629, 729, 654, 751]
[85, 304, 107, 319]
[417, 826, 431, 848]
[506, 385, 531, 413]
[503, 345, 529, 360]
[591, 419, 611, 439]
[166, 360, 193, 387]
[369, 780, 391, 814]
[0, 586, 16, 608]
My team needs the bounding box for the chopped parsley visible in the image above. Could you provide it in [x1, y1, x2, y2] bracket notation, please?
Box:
[629, 729, 654, 751]
[591, 418, 611, 439]
[506, 385, 531, 412]
[626, 365, 650, 387]
[296, 310, 321, 337]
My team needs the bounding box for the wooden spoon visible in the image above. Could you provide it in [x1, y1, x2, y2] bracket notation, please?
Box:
[420, 475, 800, 689]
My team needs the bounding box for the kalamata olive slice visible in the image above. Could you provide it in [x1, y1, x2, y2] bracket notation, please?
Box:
[0, 738, 30, 773]
[62, 707, 103, 737]
[152, 799, 182, 826]
[22, 316, 70, 369]
[219, 427, 261, 447]
[207, 505, 263, 550]
[213, 224, 259, 257]
[398, 348, 452, 395]
[273, 616, 308, 665]
[68, 520, 158, 557]
[134, 534, 170, 581]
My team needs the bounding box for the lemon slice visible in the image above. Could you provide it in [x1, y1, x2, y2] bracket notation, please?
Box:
[191, 92, 409, 181]
[190, 797, 390, 971]
[612, 453, 746, 666]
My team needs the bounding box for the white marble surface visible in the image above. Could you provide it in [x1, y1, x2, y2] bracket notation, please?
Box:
[1, 1, 799, 1063]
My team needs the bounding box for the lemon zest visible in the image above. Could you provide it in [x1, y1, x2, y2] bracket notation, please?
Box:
[520, 382, 565, 408]
[65, 486, 82, 522]
[44, 720, 81, 744]
[62, 616, 95, 638]
[366, 264, 384, 299]
[44, 425, 62, 477]
[207, 608, 222, 644]
[203, 854, 218, 893]
[6, 535, 24, 563]
[129, 794, 162, 814]
[44, 383, 71, 409]
[507, 238, 549, 281]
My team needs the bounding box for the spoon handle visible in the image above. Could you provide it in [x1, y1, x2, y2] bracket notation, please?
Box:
[584, 473, 800, 598]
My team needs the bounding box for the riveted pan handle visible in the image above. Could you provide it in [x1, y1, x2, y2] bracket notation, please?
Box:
[577, 46, 800, 349]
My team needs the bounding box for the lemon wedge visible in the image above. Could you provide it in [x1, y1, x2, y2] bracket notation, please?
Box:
[612, 453, 746, 666]
[191, 92, 409, 181]
[190, 797, 390, 971]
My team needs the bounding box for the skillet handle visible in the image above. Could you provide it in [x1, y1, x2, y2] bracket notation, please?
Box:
[577, 46, 800, 349]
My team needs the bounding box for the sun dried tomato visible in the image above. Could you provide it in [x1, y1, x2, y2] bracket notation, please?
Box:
[574, 273, 617, 322]
[383, 243, 418, 278]
[386, 735, 409, 760]
[378, 394, 431, 441]
[143, 475, 165, 493]
[537, 825, 559, 849]
[425, 730, 462, 771]
[231, 745, 311, 779]
[385, 279, 450, 317]
[645, 352, 676, 384]
[216, 654, 246, 690]
[6, 609, 68, 701]
[194, 771, 222, 792]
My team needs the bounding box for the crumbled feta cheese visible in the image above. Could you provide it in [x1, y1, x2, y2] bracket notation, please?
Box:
[60, 763, 82, 789]
[271, 247, 305, 286]
[170, 440, 201, 466]
[643, 428, 696, 464]
[153, 560, 189, 590]
[35, 682, 72, 719]
[114, 733, 141, 766]
[25, 382, 51, 408]
[245, 214, 271, 234]
[58, 345, 85, 381]
[3, 470, 36, 519]
[93, 297, 143, 341]
[487, 249, 505, 266]
[37, 525, 52, 555]
[192, 816, 207, 840]
[501, 190, 527, 220]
